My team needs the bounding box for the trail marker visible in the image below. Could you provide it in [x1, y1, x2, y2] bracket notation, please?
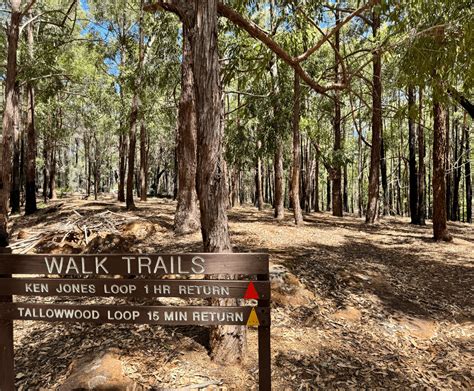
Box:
[244, 281, 260, 299]
[247, 307, 260, 327]
[0, 252, 271, 391]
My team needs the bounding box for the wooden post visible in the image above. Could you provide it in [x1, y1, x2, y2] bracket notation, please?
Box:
[0, 248, 14, 391]
[257, 273, 271, 391]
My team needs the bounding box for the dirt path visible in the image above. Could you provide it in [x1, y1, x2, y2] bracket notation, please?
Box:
[8, 197, 474, 390]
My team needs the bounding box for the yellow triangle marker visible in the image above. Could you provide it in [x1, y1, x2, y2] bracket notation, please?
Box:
[247, 307, 260, 327]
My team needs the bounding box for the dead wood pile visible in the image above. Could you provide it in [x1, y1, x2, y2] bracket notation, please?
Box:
[10, 209, 150, 254]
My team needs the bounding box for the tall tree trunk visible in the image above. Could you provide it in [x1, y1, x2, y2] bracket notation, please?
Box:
[269, 0, 284, 220]
[0, 0, 22, 246]
[126, 102, 138, 210]
[291, 71, 304, 225]
[305, 147, 315, 213]
[408, 85, 420, 223]
[314, 151, 320, 212]
[452, 109, 462, 221]
[343, 121, 349, 214]
[191, 0, 239, 364]
[118, 132, 127, 202]
[25, 10, 37, 215]
[464, 112, 472, 223]
[343, 166, 349, 212]
[42, 136, 48, 203]
[175, 24, 199, 234]
[126, 0, 144, 210]
[274, 140, 284, 219]
[10, 84, 21, 214]
[48, 147, 56, 200]
[230, 165, 240, 207]
[380, 137, 389, 215]
[358, 126, 364, 217]
[417, 87, 426, 225]
[445, 108, 451, 220]
[139, 120, 148, 201]
[256, 140, 264, 210]
[366, 1, 382, 224]
[432, 97, 452, 241]
[25, 86, 37, 213]
[332, 8, 343, 217]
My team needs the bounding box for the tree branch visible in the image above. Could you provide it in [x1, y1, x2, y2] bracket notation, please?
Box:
[295, 1, 374, 63]
[448, 86, 474, 119]
[21, 0, 37, 17]
[217, 3, 344, 96]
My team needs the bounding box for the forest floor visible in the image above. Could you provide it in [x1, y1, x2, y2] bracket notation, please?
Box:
[7, 196, 474, 390]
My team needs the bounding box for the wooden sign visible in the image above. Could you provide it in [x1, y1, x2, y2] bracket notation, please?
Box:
[0, 278, 270, 299]
[0, 303, 270, 326]
[0, 253, 269, 275]
[0, 252, 271, 391]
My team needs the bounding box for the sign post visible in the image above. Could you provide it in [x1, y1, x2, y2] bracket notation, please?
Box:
[0, 252, 271, 390]
[0, 248, 14, 391]
[258, 272, 271, 391]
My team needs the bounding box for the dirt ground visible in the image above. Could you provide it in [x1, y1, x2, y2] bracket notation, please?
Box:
[7, 197, 474, 390]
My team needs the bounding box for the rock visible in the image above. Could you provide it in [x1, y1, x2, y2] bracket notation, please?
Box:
[270, 263, 315, 307]
[121, 221, 156, 240]
[59, 352, 139, 391]
[331, 306, 362, 322]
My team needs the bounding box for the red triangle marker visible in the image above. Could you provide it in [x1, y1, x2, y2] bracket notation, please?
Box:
[244, 281, 259, 299]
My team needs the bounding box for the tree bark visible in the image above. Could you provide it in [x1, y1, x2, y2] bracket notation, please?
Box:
[332, 8, 343, 217]
[445, 108, 452, 220]
[48, 146, 56, 200]
[118, 132, 127, 202]
[380, 136, 389, 215]
[408, 85, 419, 223]
[269, 25, 284, 220]
[464, 111, 472, 223]
[452, 110, 462, 221]
[315, 151, 320, 212]
[126, 0, 145, 210]
[10, 84, 21, 214]
[126, 94, 139, 210]
[256, 140, 264, 210]
[192, 0, 231, 251]
[291, 71, 304, 225]
[0, 0, 22, 246]
[24, 10, 37, 215]
[42, 135, 48, 203]
[432, 98, 452, 241]
[274, 139, 285, 219]
[139, 119, 148, 201]
[175, 24, 199, 234]
[417, 87, 426, 225]
[191, 0, 239, 364]
[366, 1, 382, 224]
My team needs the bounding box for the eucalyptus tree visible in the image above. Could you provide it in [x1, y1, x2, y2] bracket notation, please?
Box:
[0, 0, 36, 247]
[393, 0, 473, 240]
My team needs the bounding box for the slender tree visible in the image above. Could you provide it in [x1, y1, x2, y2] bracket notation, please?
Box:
[432, 93, 452, 241]
[408, 85, 419, 223]
[24, 10, 38, 215]
[464, 112, 472, 223]
[1, 0, 33, 246]
[174, 25, 199, 234]
[366, 0, 382, 224]
[291, 71, 304, 225]
[417, 87, 426, 225]
[332, 8, 343, 217]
